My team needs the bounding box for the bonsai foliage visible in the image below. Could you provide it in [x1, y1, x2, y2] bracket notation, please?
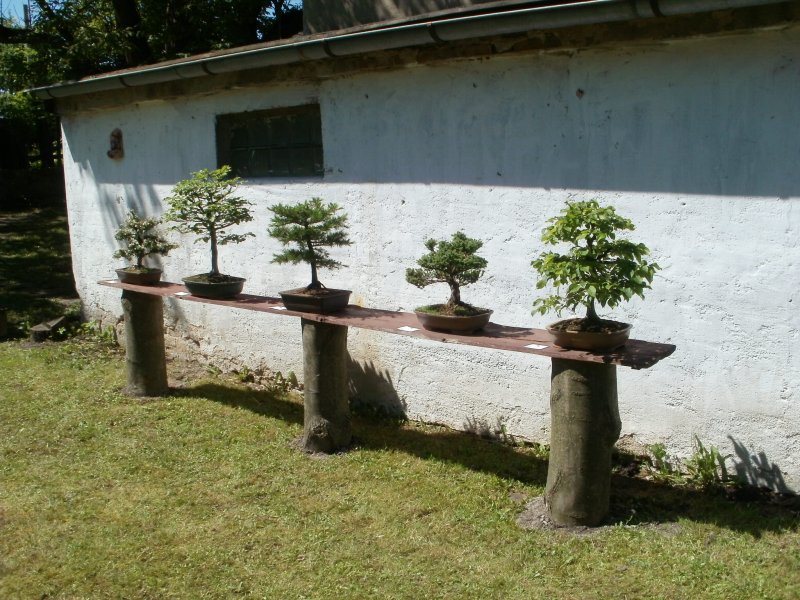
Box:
[268, 197, 352, 289]
[406, 231, 487, 311]
[164, 166, 254, 276]
[532, 199, 660, 323]
[113, 210, 177, 269]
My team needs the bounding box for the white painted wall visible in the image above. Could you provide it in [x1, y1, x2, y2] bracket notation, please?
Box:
[61, 25, 800, 491]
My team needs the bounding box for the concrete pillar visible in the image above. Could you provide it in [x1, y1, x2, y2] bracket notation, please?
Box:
[300, 318, 351, 453]
[121, 290, 169, 397]
[545, 358, 621, 526]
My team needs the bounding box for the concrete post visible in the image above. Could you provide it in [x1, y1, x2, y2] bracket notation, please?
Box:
[121, 290, 169, 397]
[545, 358, 621, 526]
[300, 318, 351, 453]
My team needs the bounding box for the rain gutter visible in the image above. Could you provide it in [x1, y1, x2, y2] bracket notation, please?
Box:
[32, 0, 789, 100]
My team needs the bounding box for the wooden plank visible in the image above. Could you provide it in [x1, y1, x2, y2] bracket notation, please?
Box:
[98, 279, 675, 369]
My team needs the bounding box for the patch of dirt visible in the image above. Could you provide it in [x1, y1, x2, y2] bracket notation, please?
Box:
[516, 496, 683, 537]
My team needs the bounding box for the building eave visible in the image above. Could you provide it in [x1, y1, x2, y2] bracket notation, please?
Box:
[31, 0, 791, 100]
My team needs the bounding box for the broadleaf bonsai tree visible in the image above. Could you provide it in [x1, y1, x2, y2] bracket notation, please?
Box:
[532, 199, 660, 328]
[164, 166, 254, 281]
[406, 231, 489, 316]
[268, 197, 352, 291]
[113, 210, 177, 272]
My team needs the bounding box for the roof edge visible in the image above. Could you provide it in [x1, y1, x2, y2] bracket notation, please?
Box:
[31, 0, 790, 100]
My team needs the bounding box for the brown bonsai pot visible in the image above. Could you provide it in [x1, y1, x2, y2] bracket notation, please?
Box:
[182, 274, 245, 299]
[415, 305, 492, 334]
[116, 267, 163, 286]
[546, 318, 632, 352]
[279, 287, 351, 314]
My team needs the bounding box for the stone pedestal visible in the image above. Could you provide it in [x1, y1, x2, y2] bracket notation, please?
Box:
[545, 358, 621, 526]
[300, 318, 351, 453]
[121, 290, 168, 397]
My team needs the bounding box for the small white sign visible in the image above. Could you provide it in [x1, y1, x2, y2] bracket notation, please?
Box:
[270, 306, 288, 310]
[398, 326, 419, 332]
[105, 280, 118, 284]
[524, 343, 549, 350]
[174, 292, 190, 297]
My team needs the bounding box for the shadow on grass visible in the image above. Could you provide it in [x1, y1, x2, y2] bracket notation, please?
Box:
[171, 382, 304, 426]
[172, 380, 799, 536]
[174, 381, 549, 486]
[0, 208, 78, 328]
[608, 474, 800, 537]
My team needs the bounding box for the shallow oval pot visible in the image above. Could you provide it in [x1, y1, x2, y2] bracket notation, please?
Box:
[546, 320, 632, 352]
[279, 288, 351, 314]
[182, 274, 245, 299]
[116, 267, 163, 286]
[415, 309, 492, 334]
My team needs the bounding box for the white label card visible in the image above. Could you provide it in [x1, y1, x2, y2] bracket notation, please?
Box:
[398, 326, 419, 332]
[270, 306, 288, 310]
[174, 292, 190, 297]
[524, 343, 549, 350]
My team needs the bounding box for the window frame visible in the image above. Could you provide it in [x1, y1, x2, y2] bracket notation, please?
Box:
[215, 104, 324, 179]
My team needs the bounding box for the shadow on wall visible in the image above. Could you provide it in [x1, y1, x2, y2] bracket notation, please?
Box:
[348, 356, 408, 419]
[101, 182, 177, 273]
[729, 436, 793, 493]
[71, 30, 800, 197]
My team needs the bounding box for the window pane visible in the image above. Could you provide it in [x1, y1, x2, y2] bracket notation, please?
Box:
[216, 105, 323, 178]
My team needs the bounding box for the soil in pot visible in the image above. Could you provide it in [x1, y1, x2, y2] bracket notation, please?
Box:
[279, 287, 351, 314]
[183, 273, 245, 299]
[116, 267, 163, 286]
[547, 317, 632, 352]
[415, 303, 492, 334]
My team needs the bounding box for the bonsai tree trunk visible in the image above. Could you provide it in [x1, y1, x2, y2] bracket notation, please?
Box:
[307, 241, 321, 289]
[447, 281, 461, 307]
[545, 358, 621, 526]
[300, 318, 351, 452]
[586, 300, 600, 323]
[121, 290, 169, 396]
[210, 229, 219, 275]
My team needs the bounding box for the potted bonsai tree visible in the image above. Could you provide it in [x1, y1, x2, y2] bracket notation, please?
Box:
[268, 197, 353, 314]
[113, 210, 177, 285]
[164, 166, 254, 299]
[406, 231, 492, 333]
[532, 199, 660, 351]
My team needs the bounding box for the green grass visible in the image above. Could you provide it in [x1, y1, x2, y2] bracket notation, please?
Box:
[1, 339, 798, 599]
[0, 207, 78, 331]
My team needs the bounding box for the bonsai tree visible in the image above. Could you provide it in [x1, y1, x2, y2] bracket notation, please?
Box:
[114, 210, 177, 272]
[406, 231, 488, 316]
[532, 199, 660, 328]
[268, 197, 352, 291]
[164, 166, 254, 282]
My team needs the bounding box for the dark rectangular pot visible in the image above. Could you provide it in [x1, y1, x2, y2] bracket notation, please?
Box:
[279, 288, 351, 314]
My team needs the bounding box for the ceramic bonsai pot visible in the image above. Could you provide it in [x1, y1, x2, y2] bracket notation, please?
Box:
[182, 274, 245, 299]
[279, 287, 351, 314]
[546, 320, 632, 352]
[415, 309, 492, 334]
[116, 267, 163, 286]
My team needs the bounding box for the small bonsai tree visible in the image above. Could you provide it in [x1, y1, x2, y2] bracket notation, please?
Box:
[164, 166, 254, 280]
[268, 197, 352, 290]
[532, 199, 660, 325]
[406, 231, 488, 315]
[113, 210, 177, 271]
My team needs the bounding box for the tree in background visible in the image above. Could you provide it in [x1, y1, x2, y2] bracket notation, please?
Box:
[0, 1, 303, 175]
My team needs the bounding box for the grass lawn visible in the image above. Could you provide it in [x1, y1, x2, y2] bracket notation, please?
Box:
[0, 207, 78, 330]
[1, 338, 798, 599]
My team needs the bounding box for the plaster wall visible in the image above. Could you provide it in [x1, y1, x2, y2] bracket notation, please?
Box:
[61, 25, 800, 491]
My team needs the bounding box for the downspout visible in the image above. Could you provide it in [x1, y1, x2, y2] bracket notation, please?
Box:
[32, 0, 790, 99]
